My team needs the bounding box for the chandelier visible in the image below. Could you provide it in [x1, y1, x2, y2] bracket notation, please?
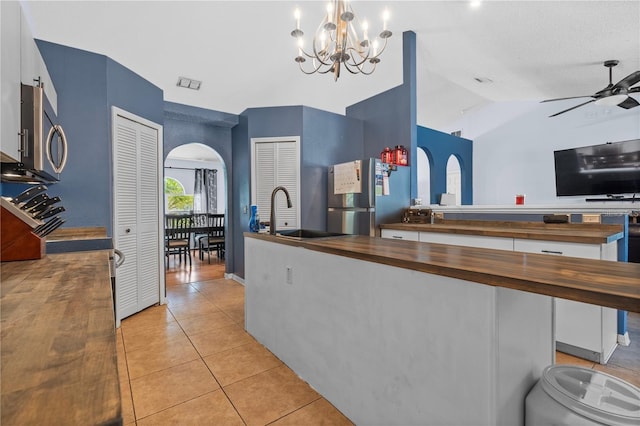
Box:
[291, 0, 392, 81]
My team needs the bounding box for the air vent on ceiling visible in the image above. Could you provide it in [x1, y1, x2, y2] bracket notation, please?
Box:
[177, 77, 202, 90]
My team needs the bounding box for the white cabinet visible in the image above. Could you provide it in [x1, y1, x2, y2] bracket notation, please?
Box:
[20, 5, 57, 114]
[1, 1, 21, 159]
[419, 231, 513, 251]
[380, 229, 419, 241]
[512, 239, 602, 259]
[1, 2, 57, 161]
[514, 238, 618, 364]
[381, 227, 620, 364]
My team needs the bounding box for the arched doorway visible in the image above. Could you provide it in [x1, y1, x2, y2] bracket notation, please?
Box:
[164, 143, 227, 275]
[416, 148, 431, 205]
[446, 155, 462, 206]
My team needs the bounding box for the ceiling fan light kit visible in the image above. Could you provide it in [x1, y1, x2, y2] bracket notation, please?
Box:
[291, 0, 392, 81]
[542, 60, 640, 117]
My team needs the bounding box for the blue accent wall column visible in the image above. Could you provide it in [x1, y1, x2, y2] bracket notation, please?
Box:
[417, 126, 473, 205]
[346, 31, 417, 199]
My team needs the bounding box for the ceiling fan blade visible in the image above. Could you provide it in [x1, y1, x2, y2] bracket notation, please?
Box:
[617, 96, 639, 109]
[628, 87, 640, 93]
[612, 70, 640, 90]
[548, 99, 596, 117]
[541, 95, 593, 103]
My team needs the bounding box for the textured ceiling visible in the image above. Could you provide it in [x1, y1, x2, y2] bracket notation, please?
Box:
[22, 0, 640, 132]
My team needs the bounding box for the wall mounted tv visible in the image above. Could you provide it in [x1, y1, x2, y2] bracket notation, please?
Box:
[554, 139, 640, 197]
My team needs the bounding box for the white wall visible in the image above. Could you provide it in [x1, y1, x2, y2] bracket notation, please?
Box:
[447, 100, 640, 205]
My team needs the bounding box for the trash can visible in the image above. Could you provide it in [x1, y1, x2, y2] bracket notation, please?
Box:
[525, 365, 640, 425]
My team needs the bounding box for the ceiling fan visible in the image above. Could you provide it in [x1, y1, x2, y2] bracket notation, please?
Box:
[542, 60, 640, 117]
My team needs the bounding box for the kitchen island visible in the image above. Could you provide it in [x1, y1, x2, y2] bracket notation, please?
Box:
[244, 233, 640, 425]
[380, 220, 627, 363]
[1, 250, 121, 425]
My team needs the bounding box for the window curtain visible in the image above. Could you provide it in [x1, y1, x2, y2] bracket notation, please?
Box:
[193, 168, 217, 226]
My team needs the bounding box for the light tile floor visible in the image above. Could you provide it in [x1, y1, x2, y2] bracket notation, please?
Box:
[117, 256, 353, 425]
[118, 254, 640, 424]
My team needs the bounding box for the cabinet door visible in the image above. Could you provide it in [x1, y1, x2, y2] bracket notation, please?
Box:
[1, 1, 21, 160]
[419, 232, 513, 251]
[113, 111, 162, 322]
[513, 239, 601, 259]
[252, 138, 300, 230]
[381, 229, 419, 241]
[513, 238, 613, 360]
[19, 6, 57, 113]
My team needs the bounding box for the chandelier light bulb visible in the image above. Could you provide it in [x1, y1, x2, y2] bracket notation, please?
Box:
[362, 21, 369, 41]
[383, 9, 389, 31]
[294, 9, 301, 30]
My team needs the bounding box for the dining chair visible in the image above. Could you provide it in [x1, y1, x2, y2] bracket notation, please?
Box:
[165, 214, 193, 267]
[198, 213, 225, 263]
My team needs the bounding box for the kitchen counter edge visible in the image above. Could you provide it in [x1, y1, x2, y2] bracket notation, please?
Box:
[244, 232, 640, 313]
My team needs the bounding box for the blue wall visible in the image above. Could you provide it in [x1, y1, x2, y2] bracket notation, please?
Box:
[163, 101, 237, 273]
[16, 40, 165, 236]
[230, 32, 418, 278]
[347, 31, 417, 199]
[417, 125, 473, 205]
[230, 105, 366, 278]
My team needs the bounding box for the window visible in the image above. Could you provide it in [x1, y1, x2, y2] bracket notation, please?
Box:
[164, 177, 193, 212]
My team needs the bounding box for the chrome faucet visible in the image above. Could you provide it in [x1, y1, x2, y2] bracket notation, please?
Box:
[270, 186, 292, 235]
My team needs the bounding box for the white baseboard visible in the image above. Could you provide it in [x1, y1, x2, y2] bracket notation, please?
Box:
[226, 273, 244, 285]
[618, 332, 631, 346]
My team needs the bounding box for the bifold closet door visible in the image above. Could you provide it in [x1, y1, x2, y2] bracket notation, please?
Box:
[113, 112, 161, 321]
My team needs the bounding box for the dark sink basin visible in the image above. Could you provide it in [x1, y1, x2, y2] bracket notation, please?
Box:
[277, 229, 347, 239]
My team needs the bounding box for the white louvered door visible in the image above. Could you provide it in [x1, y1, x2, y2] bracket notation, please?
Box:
[251, 137, 300, 230]
[113, 109, 163, 323]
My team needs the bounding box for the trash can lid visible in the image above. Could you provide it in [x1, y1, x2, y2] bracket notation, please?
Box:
[541, 365, 640, 424]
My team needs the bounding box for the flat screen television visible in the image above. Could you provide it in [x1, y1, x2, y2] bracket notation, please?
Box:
[554, 139, 640, 197]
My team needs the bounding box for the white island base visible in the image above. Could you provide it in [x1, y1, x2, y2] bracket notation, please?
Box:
[245, 237, 555, 425]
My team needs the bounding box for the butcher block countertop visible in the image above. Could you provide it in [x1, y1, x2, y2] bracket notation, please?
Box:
[246, 233, 640, 313]
[1, 250, 121, 425]
[380, 220, 624, 244]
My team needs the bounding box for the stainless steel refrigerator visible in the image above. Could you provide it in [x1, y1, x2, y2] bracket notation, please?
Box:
[327, 158, 410, 236]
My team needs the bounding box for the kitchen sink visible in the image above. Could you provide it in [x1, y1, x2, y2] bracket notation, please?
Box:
[276, 229, 347, 239]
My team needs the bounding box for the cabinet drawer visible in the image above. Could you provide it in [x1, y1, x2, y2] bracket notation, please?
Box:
[381, 229, 419, 241]
[419, 232, 513, 251]
[513, 239, 601, 260]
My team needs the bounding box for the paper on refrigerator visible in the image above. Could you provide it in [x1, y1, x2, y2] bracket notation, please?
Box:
[333, 160, 362, 194]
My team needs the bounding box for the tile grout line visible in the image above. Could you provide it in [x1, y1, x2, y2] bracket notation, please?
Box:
[118, 327, 139, 424]
[165, 298, 250, 426]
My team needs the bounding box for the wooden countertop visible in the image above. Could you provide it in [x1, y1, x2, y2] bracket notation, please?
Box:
[245, 233, 640, 313]
[380, 220, 624, 244]
[1, 251, 121, 425]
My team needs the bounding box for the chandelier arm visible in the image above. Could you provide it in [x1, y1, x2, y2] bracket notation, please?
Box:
[371, 37, 390, 58]
[298, 58, 334, 75]
[344, 47, 371, 67]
